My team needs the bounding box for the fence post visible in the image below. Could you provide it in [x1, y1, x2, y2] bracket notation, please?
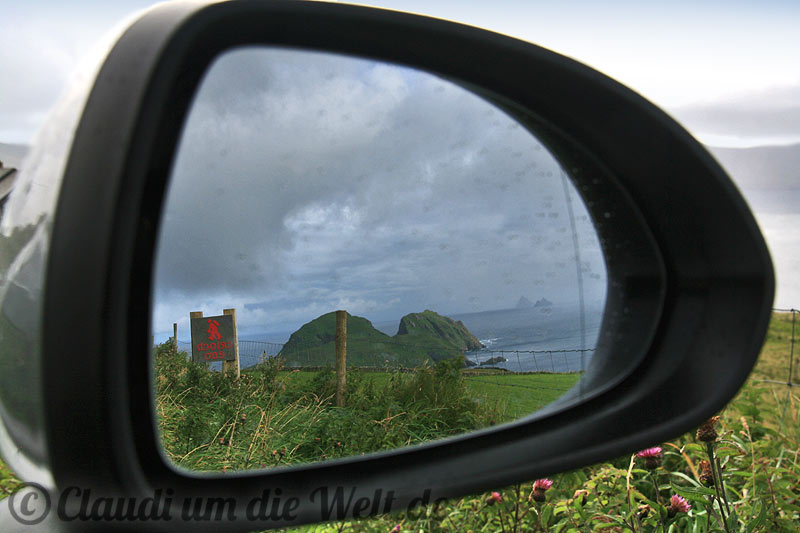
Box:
[173, 322, 178, 351]
[336, 310, 347, 407]
[189, 311, 204, 367]
[223, 308, 240, 379]
[789, 309, 796, 385]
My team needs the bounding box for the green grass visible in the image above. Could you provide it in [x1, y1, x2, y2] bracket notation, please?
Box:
[1, 312, 797, 531]
[250, 368, 578, 422]
[274, 370, 395, 393]
[0, 457, 21, 498]
[752, 310, 798, 383]
[464, 372, 582, 419]
[155, 354, 523, 472]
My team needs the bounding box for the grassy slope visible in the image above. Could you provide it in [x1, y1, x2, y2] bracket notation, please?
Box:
[281, 312, 389, 350]
[281, 335, 461, 367]
[279, 312, 463, 366]
[396, 310, 483, 352]
[464, 372, 582, 419]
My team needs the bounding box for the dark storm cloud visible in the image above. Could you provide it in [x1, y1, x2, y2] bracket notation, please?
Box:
[151, 48, 606, 333]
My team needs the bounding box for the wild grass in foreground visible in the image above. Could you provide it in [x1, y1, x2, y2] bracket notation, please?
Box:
[278, 313, 800, 532]
[0, 313, 797, 531]
[280, 384, 798, 532]
[155, 345, 524, 471]
[0, 457, 21, 498]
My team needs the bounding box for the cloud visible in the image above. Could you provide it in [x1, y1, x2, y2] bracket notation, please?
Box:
[151, 47, 606, 336]
[0, 1, 156, 142]
[670, 84, 800, 147]
[0, 26, 74, 142]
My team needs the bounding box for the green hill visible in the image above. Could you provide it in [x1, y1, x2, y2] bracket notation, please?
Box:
[281, 311, 388, 352]
[397, 310, 483, 352]
[278, 310, 479, 367]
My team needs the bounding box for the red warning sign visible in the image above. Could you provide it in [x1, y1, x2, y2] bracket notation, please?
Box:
[190, 314, 235, 362]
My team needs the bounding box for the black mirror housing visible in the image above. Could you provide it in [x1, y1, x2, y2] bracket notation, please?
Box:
[0, 1, 773, 531]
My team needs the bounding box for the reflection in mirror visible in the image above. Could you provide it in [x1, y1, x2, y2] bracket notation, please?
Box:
[151, 48, 607, 472]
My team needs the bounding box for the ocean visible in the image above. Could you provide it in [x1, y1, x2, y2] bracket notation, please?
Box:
[375, 302, 604, 373]
[226, 301, 604, 373]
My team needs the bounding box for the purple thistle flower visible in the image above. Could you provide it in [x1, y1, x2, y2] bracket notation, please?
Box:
[636, 447, 662, 458]
[531, 479, 553, 502]
[668, 494, 691, 517]
[636, 446, 663, 469]
[486, 491, 503, 505]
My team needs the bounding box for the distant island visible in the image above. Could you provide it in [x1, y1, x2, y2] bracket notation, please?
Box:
[516, 296, 552, 309]
[516, 296, 534, 308]
[279, 310, 483, 367]
[396, 310, 483, 351]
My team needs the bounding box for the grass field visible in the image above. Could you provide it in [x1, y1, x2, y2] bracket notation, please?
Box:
[751, 310, 798, 383]
[1, 312, 797, 531]
[153, 361, 578, 472]
[463, 371, 582, 418]
[255, 367, 579, 422]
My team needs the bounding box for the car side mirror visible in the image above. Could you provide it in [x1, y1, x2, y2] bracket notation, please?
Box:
[0, 1, 773, 531]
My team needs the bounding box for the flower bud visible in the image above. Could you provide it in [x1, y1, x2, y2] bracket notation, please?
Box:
[486, 491, 503, 505]
[573, 489, 589, 506]
[697, 416, 720, 442]
[699, 460, 714, 486]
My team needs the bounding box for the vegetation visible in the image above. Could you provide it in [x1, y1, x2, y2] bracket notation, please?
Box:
[272, 312, 800, 531]
[296, 313, 796, 532]
[0, 312, 797, 532]
[281, 312, 390, 353]
[279, 310, 483, 367]
[464, 371, 582, 419]
[155, 346, 560, 471]
[750, 310, 798, 384]
[396, 310, 483, 352]
[0, 459, 21, 498]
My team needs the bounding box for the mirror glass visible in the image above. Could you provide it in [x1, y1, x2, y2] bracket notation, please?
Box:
[151, 47, 607, 472]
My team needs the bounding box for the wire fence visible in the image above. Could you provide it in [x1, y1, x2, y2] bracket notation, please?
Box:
[177, 339, 284, 370]
[753, 308, 798, 385]
[173, 336, 593, 410]
[176, 338, 593, 374]
[751, 308, 798, 424]
[166, 307, 795, 418]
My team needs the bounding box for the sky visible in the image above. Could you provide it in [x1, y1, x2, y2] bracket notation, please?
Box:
[152, 47, 606, 336]
[1, 0, 798, 337]
[2, 0, 799, 147]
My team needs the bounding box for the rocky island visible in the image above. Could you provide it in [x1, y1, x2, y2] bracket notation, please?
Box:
[279, 309, 483, 367]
